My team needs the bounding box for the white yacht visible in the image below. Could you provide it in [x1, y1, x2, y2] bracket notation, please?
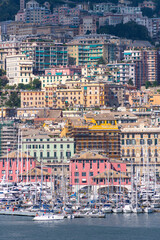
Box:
[123, 204, 132, 213]
[33, 214, 64, 221]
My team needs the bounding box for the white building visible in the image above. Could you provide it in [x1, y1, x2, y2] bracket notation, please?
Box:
[6, 54, 35, 85]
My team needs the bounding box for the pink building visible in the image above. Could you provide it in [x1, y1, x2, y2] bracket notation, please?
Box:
[15, 11, 26, 22]
[42, 14, 59, 25]
[0, 151, 36, 183]
[70, 152, 131, 192]
[45, 66, 81, 76]
[0, 151, 52, 183]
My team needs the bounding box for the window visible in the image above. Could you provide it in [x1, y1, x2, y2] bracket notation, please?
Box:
[155, 139, 158, 145]
[140, 139, 144, 145]
[40, 152, 43, 158]
[74, 172, 79, 176]
[60, 152, 63, 159]
[90, 161, 92, 169]
[47, 145, 50, 149]
[82, 172, 86, 176]
[34, 152, 36, 158]
[147, 139, 152, 145]
[89, 172, 93, 176]
[126, 139, 130, 145]
[67, 144, 70, 148]
[47, 152, 50, 158]
[132, 149, 135, 157]
[97, 160, 99, 169]
[66, 151, 71, 159]
[122, 149, 124, 157]
[53, 151, 57, 159]
[155, 149, 158, 157]
[122, 139, 124, 145]
[60, 144, 63, 149]
[54, 145, 57, 149]
[75, 179, 79, 183]
[83, 161, 85, 169]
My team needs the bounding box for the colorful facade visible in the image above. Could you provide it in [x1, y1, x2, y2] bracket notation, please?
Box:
[62, 114, 121, 160]
[0, 151, 36, 182]
[70, 151, 130, 192]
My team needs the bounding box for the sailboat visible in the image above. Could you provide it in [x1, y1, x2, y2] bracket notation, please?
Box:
[144, 144, 153, 214]
[132, 170, 142, 213]
[112, 172, 123, 213]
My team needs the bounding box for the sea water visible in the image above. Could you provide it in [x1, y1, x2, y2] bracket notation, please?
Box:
[0, 213, 160, 240]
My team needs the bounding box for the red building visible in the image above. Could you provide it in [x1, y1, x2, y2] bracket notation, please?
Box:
[0, 151, 52, 183]
[0, 151, 37, 183]
[70, 151, 130, 192]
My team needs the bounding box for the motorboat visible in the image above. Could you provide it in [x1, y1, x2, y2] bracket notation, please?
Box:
[144, 207, 153, 213]
[33, 214, 64, 221]
[101, 204, 112, 213]
[123, 204, 132, 213]
[132, 207, 143, 213]
[112, 207, 123, 213]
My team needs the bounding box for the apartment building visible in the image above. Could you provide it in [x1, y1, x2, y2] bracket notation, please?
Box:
[6, 54, 35, 85]
[124, 49, 160, 88]
[25, 0, 50, 23]
[93, 3, 114, 13]
[79, 16, 97, 35]
[61, 114, 121, 160]
[121, 123, 160, 174]
[23, 135, 75, 163]
[67, 36, 117, 66]
[0, 121, 18, 156]
[21, 81, 125, 109]
[21, 90, 45, 108]
[0, 41, 20, 70]
[107, 62, 136, 85]
[40, 67, 81, 89]
[20, 39, 68, 72]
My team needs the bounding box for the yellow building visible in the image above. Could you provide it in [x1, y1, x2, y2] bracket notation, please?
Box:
[61, 114, 121, 160]
[121, 123, 160, 176]
[149, 94, 160, 105]
[21, 90, 45, 108]
[21, 82, 123, 109]
[67, 37, 117, 66]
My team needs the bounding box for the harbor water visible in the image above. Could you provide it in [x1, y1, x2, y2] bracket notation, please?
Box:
[1, 213, 160, 240]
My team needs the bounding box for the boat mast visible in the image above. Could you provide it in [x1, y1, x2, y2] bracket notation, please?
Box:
[21, 130, 23, 181]
[17, 128, 20, 183]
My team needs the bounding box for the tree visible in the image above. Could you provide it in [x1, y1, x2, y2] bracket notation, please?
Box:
[142, 7, 154, 18]
[0, 76, 9, 89]
[145, 81, 152, 89]
[6, 92, 20, 107]
[0, 69, 6, 76]
[17, 79, 41, 90]
[153, 81, 159, 87]
[97, 57, 106, 65]
[68, 56, 76, 66]
[31, 79, 41, 90]
[98, 21, 151, 42]
[128, 79, 134, 86]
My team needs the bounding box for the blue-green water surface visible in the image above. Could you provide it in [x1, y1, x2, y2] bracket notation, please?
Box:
[0, 213, 160, 240]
